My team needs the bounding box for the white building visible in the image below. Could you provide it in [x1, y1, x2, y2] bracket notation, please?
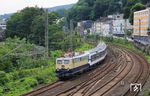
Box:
[77, 14, 132, 37]
[113, 19, 132, 35]
[92, 21, 110, 36]
[0, 20, 6, 30]
[108, 14, 132, 36]
[91, 16, 114, 37]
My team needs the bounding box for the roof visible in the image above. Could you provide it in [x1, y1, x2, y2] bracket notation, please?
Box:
[88, 42, 107, 54]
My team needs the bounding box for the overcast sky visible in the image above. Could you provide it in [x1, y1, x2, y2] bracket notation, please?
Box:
[0, 0, 78, 15]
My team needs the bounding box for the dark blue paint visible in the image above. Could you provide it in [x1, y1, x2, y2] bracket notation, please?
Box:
[56, 64, 90, 77]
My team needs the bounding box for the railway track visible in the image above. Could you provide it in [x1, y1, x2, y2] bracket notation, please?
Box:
[23, 45, 149, 96]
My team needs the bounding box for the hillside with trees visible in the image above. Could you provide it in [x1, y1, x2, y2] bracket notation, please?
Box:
[66, 0, 149, 24]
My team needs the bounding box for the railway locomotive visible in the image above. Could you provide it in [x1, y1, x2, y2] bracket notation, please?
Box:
[56, 42, 107, 78]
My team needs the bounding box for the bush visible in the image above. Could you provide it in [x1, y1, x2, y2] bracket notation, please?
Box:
[75, 43, 94, 52]
[0, 86, 3, 95]
[5, 77, 38, 96]
[7, 71, 19, 81]
[36, 76, 45, 84]
[0, 71, 9, 86]
[23, 77, 38, 88]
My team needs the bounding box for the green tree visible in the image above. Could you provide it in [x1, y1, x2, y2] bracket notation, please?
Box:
[6, 7, 63, 48]
[129, 3, 146, 24]
[67, 4, 91, 21]
[126, 29, 133, 36]
[55, 9, 67, 17]
[48, 24, 64, 50]
[48, 12, 60, 24]
[92, 0, 109, 19]
[107, 0, 123, 15]
[123, 7, 132, 19]
[140, 0, 149, 4]
[30, 16, 45, 45]
[0, 71, 9, 85]
[6, 7, 44, 39]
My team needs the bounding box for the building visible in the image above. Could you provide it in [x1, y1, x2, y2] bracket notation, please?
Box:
[133, 8, 150, 42]
[108, 14, 132, 37]
[77, 20, 93, 36]
[91, 14, 132, 37]
[0, 20, 6, 30]
[77, 14, 133, 37]
[92, 19, 111, 36]
[113, 19, 132, 37]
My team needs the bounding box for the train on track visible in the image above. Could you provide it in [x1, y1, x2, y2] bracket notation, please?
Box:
[56, 42, 107, 78]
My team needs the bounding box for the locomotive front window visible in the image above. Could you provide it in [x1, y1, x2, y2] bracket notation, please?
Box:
[57, 60, 62, 64]
[64, 60, 69, 64]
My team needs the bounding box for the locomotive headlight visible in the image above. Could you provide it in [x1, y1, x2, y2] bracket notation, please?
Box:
[56, 68, 59, 71]
[61, 65, 65, 69]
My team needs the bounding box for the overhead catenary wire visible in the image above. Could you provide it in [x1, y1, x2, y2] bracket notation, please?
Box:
[0, 44, 23, 59]
[44, 8, 49, 59]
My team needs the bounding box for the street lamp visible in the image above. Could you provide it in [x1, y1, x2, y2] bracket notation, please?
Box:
[139, 19, 141, 41]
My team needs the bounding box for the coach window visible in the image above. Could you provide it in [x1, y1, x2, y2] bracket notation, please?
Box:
[91, 55, 94, 61]
[99, 52, 101, 57]
[64, 60, 70, 64]
[57, 60, 62, 64]
[80, 58, 82, 61]
[97, 53, 100, 58]
[95, 54, 97, 59]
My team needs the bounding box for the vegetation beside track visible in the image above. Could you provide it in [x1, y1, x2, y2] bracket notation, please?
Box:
[0, 37, 94, 96]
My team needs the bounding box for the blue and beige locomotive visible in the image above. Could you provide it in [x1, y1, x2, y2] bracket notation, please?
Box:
[56, 42, 107, 78]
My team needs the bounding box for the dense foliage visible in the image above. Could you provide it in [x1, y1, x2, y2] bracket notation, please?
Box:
[6, 7, 63, 47]
[0, 37, 60, 95]
[129, 3, 146, 24]
[0, 37, 94, 96]
[67, 0, 149, 24]
[6, 7, 44, 40]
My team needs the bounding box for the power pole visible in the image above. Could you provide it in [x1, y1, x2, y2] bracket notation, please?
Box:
[45, 9, 49, 59]
[70, 19, 74, 52]
[139, 19, 141, 41]
[95, 21, 97, 44]
[109, 19, 113, 41]
[124, 19, 127, 40]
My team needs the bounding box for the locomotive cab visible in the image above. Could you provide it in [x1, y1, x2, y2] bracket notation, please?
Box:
[56, 58, 73, 77]
[56, 58, 73, 70]
[56, 53, 89, 77]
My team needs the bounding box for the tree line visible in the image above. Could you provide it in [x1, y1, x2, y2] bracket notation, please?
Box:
[66, 0, 149, 24]
[6, 7, 64, 49]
